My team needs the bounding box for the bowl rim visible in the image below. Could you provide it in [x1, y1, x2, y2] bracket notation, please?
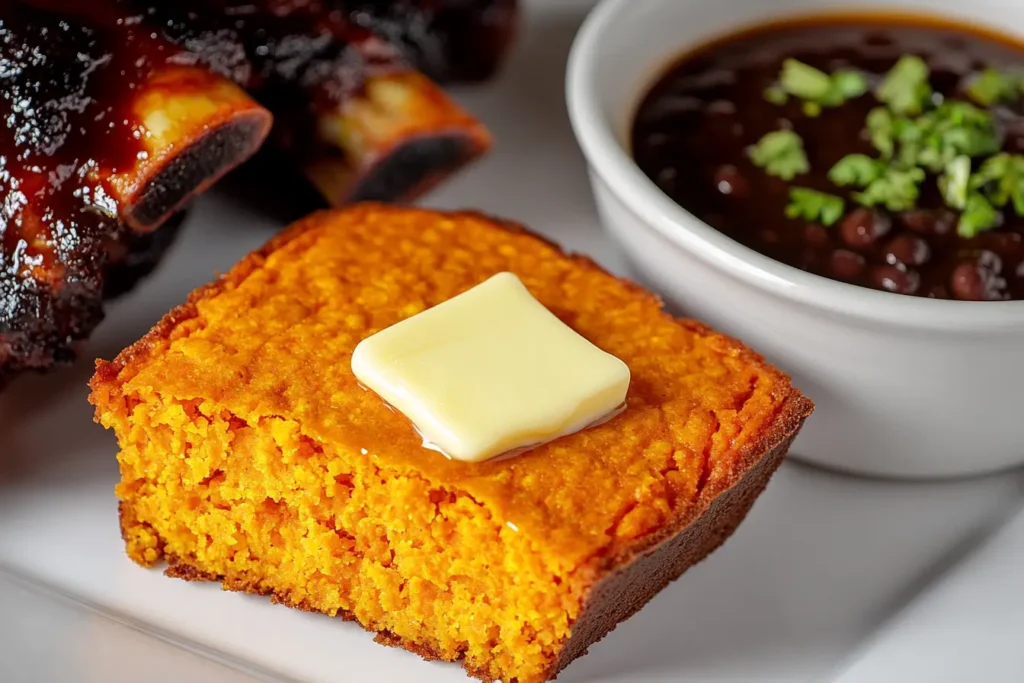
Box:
[566, 0, 1024, 330]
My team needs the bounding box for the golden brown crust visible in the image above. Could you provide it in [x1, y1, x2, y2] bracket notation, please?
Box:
[92, 209, 348, 392]
[550, 402, 804, 679]
[99, 204, 813, 683]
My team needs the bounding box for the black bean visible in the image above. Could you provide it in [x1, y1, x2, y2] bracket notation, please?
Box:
[713, 165, 750, 198]
[804, 223, 829, 248]
[899, 210, 953, 236]
[871, 265, 920, 295]
[950, 255, 1008, 301]
[829, 249, 866, 281]
[977, 250, 1004, 273]
[885, 235, 931, 267]
[841, 209, 892, 249]
[951, 263, 990, 301]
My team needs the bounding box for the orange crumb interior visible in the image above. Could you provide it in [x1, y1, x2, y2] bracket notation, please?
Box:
[92, 206, 797, 683]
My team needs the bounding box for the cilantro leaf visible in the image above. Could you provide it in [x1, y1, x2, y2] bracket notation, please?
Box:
[748, 130, 809, 180]
[971, 152, 1012, 190]
[958, 192, 1001, 238]
[786, 188, 846, 226]
[877, 55, 933, 116]
[776, 60, 869, 113]
[829, 154, 886, 187]
[967, 68, 1020, 106]
[781, 59, 834, 101]
[853, 166, 925, 211]
[970, 153, 1024, 215]
[867, 107, 896, 158]
[942, 100, 994, 127]
[764, 85, 789, 105]
[893, 114, 929, 168]
[832, 70, 870, 100]
[938, 155, 972, 210]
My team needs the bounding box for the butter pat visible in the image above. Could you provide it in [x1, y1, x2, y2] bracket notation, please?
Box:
[351, 272, 630, 463]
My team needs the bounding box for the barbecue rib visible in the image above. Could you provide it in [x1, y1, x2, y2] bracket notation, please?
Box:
[0, 1, 272, 385]
[349, 0, 519, 83]
[0, 0, 516, 384]
[136, 0, 493, 204]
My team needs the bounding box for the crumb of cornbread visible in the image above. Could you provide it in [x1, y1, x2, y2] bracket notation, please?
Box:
[90, 205, 811, 683]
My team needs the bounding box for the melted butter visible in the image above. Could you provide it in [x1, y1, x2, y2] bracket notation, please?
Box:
[415, 400, 630, 463]
[351, 272, 631, 463]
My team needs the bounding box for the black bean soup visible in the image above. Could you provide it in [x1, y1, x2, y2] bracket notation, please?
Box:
[632, 16, 1024, 300]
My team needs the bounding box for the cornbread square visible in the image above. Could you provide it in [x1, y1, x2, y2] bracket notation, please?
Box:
[90, 205, 812, 683]
[351, 271, 631, 463]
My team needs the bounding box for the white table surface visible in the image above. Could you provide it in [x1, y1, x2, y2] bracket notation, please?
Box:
[2, 1, 1023, 681]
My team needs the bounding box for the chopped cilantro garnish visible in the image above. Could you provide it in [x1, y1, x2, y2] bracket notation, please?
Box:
[941, 127, 998, 164]
[803, 101, 822, 117]
[764, 85, 789, 105]
[931, 122, 1000, 165]
[892, 115, 926, 167]
[853, 166, 925, 212]
[971, 152, 1012, 189]
[958, 192, 1001, 238]
[775, 59, 869, 114]
[877, 55, 932, 116]
[748, 130, 809, 180]
[786, 188, 846, 226]
[752, 52, 1018, 235]
[970, 153, 1024, 215]
[829, 154, 886, 187]
[939, 155, 972, 210]
[866, 107, 896, 158]
[940, 100, 997, 130]
[967, 68, 1020, 106]
[889, 102, 1000, 173]
[780, 59, 834, 101]
[832, 70, 870, 100]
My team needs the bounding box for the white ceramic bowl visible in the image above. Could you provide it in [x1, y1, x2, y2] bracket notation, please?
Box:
[567, 0, 1024, 479]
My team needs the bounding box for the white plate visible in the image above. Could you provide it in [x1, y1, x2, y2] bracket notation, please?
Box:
[0, 569, 270, 683]
[834, 505, 1024, 683]
[2, 1, 1023, 681]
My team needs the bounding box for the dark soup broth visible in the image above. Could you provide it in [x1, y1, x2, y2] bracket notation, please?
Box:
[632, 15, 1024, 300]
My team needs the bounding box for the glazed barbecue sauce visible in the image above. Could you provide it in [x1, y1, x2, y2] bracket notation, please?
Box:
[0, 1, 178, 365]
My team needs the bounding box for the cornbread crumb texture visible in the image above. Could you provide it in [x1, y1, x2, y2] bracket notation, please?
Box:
[91, 205, 811, 683]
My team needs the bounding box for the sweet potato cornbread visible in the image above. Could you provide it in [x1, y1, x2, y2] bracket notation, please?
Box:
[90, 205, 813, 683]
